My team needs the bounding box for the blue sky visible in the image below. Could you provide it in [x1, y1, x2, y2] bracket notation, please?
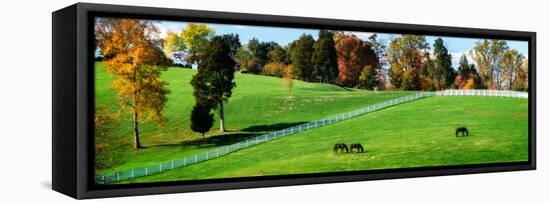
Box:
[156, 20, 528, 68]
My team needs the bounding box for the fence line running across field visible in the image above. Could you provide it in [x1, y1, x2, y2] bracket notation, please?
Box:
[96, 89, 528, 184]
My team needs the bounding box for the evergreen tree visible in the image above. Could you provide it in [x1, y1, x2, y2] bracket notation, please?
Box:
[290, 34, 315, 81]
[267, 44, 287, 64]
[432, 38, 456, 89]
[190, 36, 236, 134]
[311, 30, 338, 83]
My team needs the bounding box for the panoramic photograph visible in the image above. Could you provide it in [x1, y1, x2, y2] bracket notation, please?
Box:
[93, 17, 529, 184]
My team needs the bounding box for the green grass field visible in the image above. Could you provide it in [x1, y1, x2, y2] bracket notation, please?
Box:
[125, 96, 528, 183]
[95, 62, 414, 175]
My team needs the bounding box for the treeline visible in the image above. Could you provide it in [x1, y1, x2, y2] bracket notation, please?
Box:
[386, 36, 528, 91]
[163, 24, 528, 92]
[231, 31, 384, 89]
[164, 25, 386, 89]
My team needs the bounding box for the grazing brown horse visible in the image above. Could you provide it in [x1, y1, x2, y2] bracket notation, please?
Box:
[456, 127, 469, 137]
[349, 143, 364, 153]
[333, 143, 349, 154]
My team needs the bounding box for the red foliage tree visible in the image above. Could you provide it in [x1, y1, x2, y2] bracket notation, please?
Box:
[335, 35, 379, 87]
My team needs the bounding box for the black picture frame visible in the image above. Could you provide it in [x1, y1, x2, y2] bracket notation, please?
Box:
[52, 2, 536, 199]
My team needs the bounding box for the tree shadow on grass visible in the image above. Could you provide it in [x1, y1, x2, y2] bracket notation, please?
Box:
[144, 121, 308, 149]
[241, 122, 307, 132]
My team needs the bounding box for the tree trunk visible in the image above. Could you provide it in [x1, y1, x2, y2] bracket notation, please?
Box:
[509, 66, 514, 90]
[133, 109, 141, 149]
[219, 101, 225, 134]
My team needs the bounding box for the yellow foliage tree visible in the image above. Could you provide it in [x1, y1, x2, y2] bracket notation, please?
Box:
[263, 62, 287, 77]
[463, 78, 476, 89]
[180, 23, 215, 66]
[96, 18, 171, 149]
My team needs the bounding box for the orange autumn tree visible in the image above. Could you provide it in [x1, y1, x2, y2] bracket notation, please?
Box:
[95, 18, 171, 149]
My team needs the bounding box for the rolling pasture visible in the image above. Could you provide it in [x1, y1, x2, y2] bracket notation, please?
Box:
[124, 96, 528, 183]
[95, 62, 413, 175]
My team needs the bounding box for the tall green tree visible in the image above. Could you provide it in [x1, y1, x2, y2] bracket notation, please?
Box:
[432, 38, 456, 89]
[220, 33, 241, 58]
[290, 34, 315, 81]
[95, 18, 171, 149]
[311, 30, 338, 83]
[190, 36, 236, 134]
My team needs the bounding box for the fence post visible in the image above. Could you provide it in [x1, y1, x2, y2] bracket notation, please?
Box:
[131, 169, 134, 178]
[216, 148, 219, 157]
[194, 154, 197, 163]
[184, 158, 187, 166]
[171, 160, 174, 169]
[206, 152, 209, 160]
[145, 167, 148, 176]
[117, 173, 120, 182]
[160, 163, 163, 172]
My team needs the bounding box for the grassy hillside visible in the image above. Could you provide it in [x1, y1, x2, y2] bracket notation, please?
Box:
[125, 96, 528, 183]
[95, 62, 413, 174]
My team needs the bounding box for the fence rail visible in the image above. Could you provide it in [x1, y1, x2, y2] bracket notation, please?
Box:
[96, 90, 527, 184]
[437, 89, 528, 99]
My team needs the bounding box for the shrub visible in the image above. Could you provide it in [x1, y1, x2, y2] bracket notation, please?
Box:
[263, 62, 287, 77]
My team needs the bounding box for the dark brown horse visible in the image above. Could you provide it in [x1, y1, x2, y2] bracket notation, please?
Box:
[456, 127, 469, 137]
[333, 143, 349, 154]
[349, 143, 364, 153]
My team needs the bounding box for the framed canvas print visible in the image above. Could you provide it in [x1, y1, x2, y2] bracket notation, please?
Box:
[52, 3, 536, 199]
